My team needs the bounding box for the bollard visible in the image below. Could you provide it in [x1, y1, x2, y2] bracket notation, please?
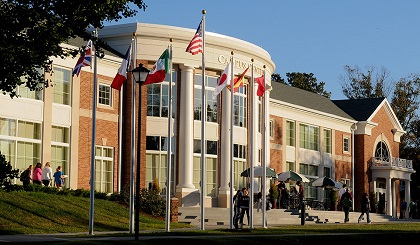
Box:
[300, 201, 306, 225]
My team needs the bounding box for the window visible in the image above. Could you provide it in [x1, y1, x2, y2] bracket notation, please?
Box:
[18, 75, 43, 100]
[0, 118, 41, 180]
[375, 141, 390, 162]
[343, 137, 350, 152]
[269, 120, 274, 138]
[286, 161, 295, 171]
[145, 136, 175, 195]
[286, 121, 295, 146]
[95, 146, 114, 193]
[193, 74, 218, 122]
[99, 84, 112, 106]
[193, 139, 218, 197]
[147, 71, 177, 118]
[53, 67, 71, 105]
[299, 124, 319, 151]
[323, 129, 331, 153]
[324, 167, 331, 178]
[51, 126, 70, 187]
[233, 85, 247, 127]
[233, 143, 247, 191]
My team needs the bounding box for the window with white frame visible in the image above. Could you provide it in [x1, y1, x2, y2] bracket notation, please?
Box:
[146, 71, 177, 118]
[51, 126, 70, 187]
[299, 124, 319, 151]
[98, 83, 112, 106]
[233, 144, 247, 191]
[95, 146, 114, 193]
[193, 74, 218, 123]
[233, 85, 247, 127]
[343, 137, 350, 152]
[323, 128, 331, 153]
[18, 69, 43, 100]
[53, 67, 71, 105]
[286, 120, 295, 146]
[0, 118, 41, 180]
[324, 167, 331, 178]
[269, 119, 274, 138]
[286, 161, 295, 171]
[145, 136, 175, 195]
[193, 139, 218, 197]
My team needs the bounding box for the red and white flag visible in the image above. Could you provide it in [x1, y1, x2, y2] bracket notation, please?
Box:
[212, 61, 232, 99]
[255, 75, 266, 96]
[111, 45, 132, 90]
[185, 20, 203, 55]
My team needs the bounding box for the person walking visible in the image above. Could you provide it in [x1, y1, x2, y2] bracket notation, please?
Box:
[341, 188, 352, 223]
[233, 188, 243, 230]
[358, 193, 371, 224]
[296, 181, 305, 208]
[338, 183, 347, 211]
[32, 162, 42, 185]
[41, 162, 53, 186]
[400, 199, 407, 219]
[409, 198, 416, 219]
[21, 164, 33, 188]
[53, 166, 64, 189]
[239, 188, 250, 229]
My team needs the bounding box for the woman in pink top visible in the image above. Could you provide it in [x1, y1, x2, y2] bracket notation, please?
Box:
[32, 162, 42, 185]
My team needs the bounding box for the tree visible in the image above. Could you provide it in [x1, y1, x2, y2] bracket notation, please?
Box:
[339, 65, 393, 99]
[271, 72, 331, 98]
[0, 152, 20, 190]
[0, 0, 147, 98]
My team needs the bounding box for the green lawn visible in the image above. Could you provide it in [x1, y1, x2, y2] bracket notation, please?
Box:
[0, 191, 191, 235]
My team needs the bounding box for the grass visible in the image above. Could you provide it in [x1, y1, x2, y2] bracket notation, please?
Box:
[1, 191, 420, 244]
[0, 191, 191, 235]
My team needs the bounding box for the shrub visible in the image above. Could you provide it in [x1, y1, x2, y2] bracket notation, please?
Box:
[0, 152, 20, 191]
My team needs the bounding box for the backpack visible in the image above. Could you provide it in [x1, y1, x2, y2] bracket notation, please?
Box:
[343, 197, 352, 208]
[19, 169, 28, 182]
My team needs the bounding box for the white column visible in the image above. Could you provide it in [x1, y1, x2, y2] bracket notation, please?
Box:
[176, 65, 195, 190]
[219, 87, 231, 192]
[386, 178, 393, 217]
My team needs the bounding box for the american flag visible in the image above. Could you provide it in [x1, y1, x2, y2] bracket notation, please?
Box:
[185, 20, 203, 55]
[72, 40, 92, 77]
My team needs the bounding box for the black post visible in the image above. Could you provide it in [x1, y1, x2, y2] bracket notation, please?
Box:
[300, 201, 305, 225]
[135, 83, 141, 240]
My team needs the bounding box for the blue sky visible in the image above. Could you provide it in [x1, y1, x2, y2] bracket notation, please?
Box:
[106, 0, 420, 100]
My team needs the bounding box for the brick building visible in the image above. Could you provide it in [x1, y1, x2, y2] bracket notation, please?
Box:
[0, 22, 414, 218]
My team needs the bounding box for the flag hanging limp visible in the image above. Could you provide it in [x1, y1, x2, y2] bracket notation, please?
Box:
[255, 75, 266, 97]
[212, 60, 232, 99]
[72, 40, 92, 77]
[111, 45, 132, 90]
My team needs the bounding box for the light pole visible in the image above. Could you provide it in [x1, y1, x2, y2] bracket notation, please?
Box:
[131, 63, 149, 240]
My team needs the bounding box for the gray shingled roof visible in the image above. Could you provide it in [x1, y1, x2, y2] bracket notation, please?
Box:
[269, 82, 354, 120]
[332, 97, 385, 121]
[66, 37, 123, 58]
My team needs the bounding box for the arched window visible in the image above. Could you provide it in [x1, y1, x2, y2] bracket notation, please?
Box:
[375, 141, 390, 162]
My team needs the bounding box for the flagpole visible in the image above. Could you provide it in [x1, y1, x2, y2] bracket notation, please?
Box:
[262, 65, 267, 229]
[88, 28, 98, 236]
[130, 35, 136, 234]
[165, 41, 173, 232]
[229, 53, 234, 230]
[200, 10, 207, 231]
[250, 59, 255, 229]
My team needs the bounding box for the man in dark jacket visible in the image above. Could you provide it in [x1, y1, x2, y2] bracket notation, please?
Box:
[358, 193, 371, 223]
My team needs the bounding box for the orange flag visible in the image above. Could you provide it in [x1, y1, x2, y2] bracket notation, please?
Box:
[227, 67, 249, 93]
